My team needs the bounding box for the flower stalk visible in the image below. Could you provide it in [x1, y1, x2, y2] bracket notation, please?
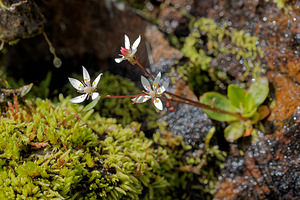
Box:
[99, 94, 145, 99]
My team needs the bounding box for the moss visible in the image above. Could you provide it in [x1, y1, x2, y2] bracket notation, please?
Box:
[266, 0, 290, 11]
[0, 94, 225, 199]
[179, 17, 264, 95]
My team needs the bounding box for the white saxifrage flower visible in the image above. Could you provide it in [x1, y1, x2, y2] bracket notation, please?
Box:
[115, 34, 141, 64]
[68, 66, 102, 103]
[132, 72, 169, 110]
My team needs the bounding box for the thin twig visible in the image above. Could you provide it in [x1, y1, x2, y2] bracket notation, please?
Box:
[0, 40, 4, 51]
[160, 97, 246, 121]
[136, 60, 154, 80]
[99, 93, 144, 99]
[11, 0, 27, 8]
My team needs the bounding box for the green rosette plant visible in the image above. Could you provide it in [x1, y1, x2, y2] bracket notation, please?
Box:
[200, 77, 269, 142]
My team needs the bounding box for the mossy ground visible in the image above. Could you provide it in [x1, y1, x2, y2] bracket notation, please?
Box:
[0, 94, 225, 199]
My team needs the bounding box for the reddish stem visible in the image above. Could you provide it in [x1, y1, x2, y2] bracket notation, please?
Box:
[160, 96, 247, 121]
[136, 60, 154, 81]
[99, 93, 144, 99]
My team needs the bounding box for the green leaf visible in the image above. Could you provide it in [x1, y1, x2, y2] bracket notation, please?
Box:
[200, 92, 239, 122]
[205, 127, 216, 148]
[228, 84, 246, 109]
[224, 122, 245, 142]
[248, 77, 269, 107]
[228, 84, 257, 117]
[20, 83, 33, 97]
[241, 93, 256, 117]
[83, 96, 100, 112]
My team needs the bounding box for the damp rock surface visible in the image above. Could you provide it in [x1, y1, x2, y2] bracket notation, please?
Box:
[160, 103, 213, 149]
[0, 0, 45, 42]
[215, 120, 300, 200]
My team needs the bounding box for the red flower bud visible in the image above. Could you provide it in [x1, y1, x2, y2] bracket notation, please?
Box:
[120, 47, 130, 57]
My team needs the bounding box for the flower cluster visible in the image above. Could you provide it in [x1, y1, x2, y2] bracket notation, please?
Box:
[69, 35, 168, 111]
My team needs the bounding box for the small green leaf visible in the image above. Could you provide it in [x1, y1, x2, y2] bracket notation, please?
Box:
[200, 92, 239, 122]
[250, 112, 260, 124]
[248, 77, 269, 107]
[228, 84, 246, 109]
[228, 84, 257, 117]
[205, 127, 216, 148]
[83, 96, 100, 112]
[224, 122, 245, 142]
[241, 93, 256, 117]
[20, 83, 33, 97]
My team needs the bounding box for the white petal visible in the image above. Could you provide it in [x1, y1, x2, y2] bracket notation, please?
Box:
[157, 80, 169, 95]
[157, 87, 165, 95]
[70, 94, 88, 103]
[153, 98, 163, 110]
[163, 80, 169, 90]
[132, 95, 151, 103]
[92, 92, 99, 100]
[130, 48, 137, 57]
[124, 34, 130, 49]
[115, 57, 125, 63]
[142, 95, 151, 102]
[92, 73, 103, 89]
[131, 35, 141, 51]
[68, 78, 84, 91]
[131, 96, 142, 103]
[82, 66, 91, 86]
[141, 76, 151, 91]
[153, 72, 161, 90]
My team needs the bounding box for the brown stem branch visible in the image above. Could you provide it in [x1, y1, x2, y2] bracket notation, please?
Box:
[99, 93, 144, 99]
[0, 40, 4, 51]
[136, 60, 154, 80]
[160, 96, 246, 121]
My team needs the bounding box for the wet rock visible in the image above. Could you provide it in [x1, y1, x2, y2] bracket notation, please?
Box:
[215, 119, 300, 199]
[3, 0, 186, 90]
[267, 71, 300, 127]
[0, 0, 45, 42]
[156, 69, 212, 149]
[159, 103, 212, 149]
[148, 51, 211, 149]
[156, 0, 192, 35]
[144, 25, 182, 66]
[3, 0, 151, 90]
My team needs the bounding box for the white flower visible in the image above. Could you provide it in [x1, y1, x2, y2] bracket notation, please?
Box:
[68, 66, 102, 103]
[115, 34, 141, 63]
[132, 72, 169, 110]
